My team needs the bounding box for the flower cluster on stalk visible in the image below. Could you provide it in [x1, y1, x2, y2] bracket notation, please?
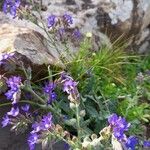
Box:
[3, 0, 21, 17]
[28, 113, 53, 150]
[60, 72, 80, 103]
[1, 104, 30, 128]
[43, 82, 57, 105]
[47, 13, 81, 41]
[108, 113, 138, 150]
[5, 76, 22, 104]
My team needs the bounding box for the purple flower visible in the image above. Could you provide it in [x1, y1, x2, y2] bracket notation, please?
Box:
[1, 115, 10, 127]
[14, 0, 20, 7]
[31, 113, 53, 133]
[143, 141, 150, 147]
[108, 113, 130, 141]
[2, 0, 8, 14]
[58, 28, 65, 36]
[28, 133, 38, 150]
[47, 92, 57, 104]
[125, 136, 138, 150]
[32, 122, 41, 133]
[108, 113, 118, 126]
[5, 76, 21, 104]
[7, 107, 19, 117]
[10, 5, 17, 17]
[21, 104, 30, 112]
[115, 117, 130, 131]
[63, 14, 73, 25]
[40, 113, 53, 130]
[43, 82, 57, 104]
[61, 73, 79, 101]
[47, 15, 56, 28]
[0, 52, 14, 65]
[3, 0, 21, 17]
[63, 78, 78, 94]
[43, 82, 56, 94]
[5, 90, 14, 100]
[113, 129, 126, 141]
[72, 29, 81, 39]
[6, 76, 21, 89]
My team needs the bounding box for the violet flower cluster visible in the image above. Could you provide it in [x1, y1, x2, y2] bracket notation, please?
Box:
[28, 113, 53, 150]
[60, 73, 80, 103]
[47, 13, 73, 28]
[43, 82, 57, 105]
[63, 14, 73, 26]
[47, 15, 56, 28]
[5, 76, 22, 104]
[0, 52, 14, 65]
[108, 114, 138, 150]
[47, 13, 81, 40]
[3, 0, 21, 17]
[1, 104, 30, 128]
[143, 140, 150, 148]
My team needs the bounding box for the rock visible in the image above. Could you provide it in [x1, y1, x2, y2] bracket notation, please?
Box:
[0, 12, 64, 76]
[39, 0, 150, 53]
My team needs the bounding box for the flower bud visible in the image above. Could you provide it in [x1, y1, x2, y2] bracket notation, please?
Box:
[69, 102, 76, 109]
[72, 136, 78, 143]
[55, 124, 63, 133]
[80, 110, 86, 117]
[91, 134, 97, 140]
[82, 137, 91, 148]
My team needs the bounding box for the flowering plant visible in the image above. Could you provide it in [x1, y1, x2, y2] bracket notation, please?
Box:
[0, 0, 150, 150]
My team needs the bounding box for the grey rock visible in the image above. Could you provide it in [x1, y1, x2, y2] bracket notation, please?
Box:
[0, 12, 64, 74]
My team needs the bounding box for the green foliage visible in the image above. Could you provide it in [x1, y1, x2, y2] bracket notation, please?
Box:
[65, 37, 150, 136]
[63, 38, 125, 133]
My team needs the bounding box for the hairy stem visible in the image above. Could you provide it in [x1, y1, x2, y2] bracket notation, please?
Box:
[75, 103, 81, 140]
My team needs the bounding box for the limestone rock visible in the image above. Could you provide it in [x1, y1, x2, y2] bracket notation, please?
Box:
[0, 12, 63, 75]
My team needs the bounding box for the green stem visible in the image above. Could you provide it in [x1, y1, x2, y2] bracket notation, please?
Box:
[20, 100, 44, 108]
[0, 102, 12, 107]
[26, 87, 45, 104]
[75, 103, 81, 140]
[34, 71, 63, 83]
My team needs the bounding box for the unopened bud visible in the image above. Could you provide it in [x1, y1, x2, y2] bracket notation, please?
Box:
[55, 124, 63, 133]
[72, 136, 78, 142]
[70, 102, 76, 109]
[91, 134, 97, 140]
[80, 110, 86, 117]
